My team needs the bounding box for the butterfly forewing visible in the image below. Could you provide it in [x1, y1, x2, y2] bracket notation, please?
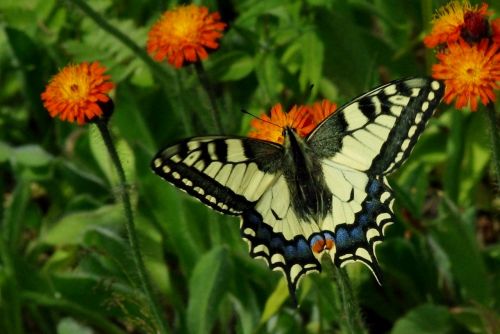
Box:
[152, 136, 282, 215]
[308, 78, 444, 174]
[152, 78, 445, 299]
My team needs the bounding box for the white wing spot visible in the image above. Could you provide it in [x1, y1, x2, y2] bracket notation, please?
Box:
[431, 81, 440, 90]
[193, 186, 204, 195]
[153, 158, 162, 168]
[271, 253, 285, 265]
[411, 88, 421, 97]
[182, 178, 193, 187]
[243, 228, 255, 237]
[384, 85, 397, 95]
[172, 171, 181, 179]
[366, 228, 380, 241]
[206, 195, 217, 204]
[376, 213, 391, 226]
[408, 125, 417, 137]
[415, 113, 423, 124]
[355, 248, 371, 261]
[380, 191, 391, 203]
[401, 138, 411, 151]
[421, 101, 429, 112]
[428, 92, 435, 100]
[290, 264, 303, 283]
[254, 244, 270, 255]
[162, 165, 171, 173]
[171, 155, 181, 163]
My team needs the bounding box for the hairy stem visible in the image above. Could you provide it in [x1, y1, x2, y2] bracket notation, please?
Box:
[334, 267, 368, 334]
[95, 119, 169, 334]
[486, 103, 500, 189]
[193, 61, 223, 133]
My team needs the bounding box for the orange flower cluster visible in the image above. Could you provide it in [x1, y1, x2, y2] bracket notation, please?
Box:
[249, 100, 337, 144]
[41, 62, 114, 125]
[425, 1, 500, 111]
[147, 5, 226, 68]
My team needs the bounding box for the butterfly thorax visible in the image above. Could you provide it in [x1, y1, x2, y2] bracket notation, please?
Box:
[282, 127, 333, 221]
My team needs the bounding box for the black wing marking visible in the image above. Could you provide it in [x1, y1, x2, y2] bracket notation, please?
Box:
[151, 136, 283, 215]
[307, 78, 444, 175]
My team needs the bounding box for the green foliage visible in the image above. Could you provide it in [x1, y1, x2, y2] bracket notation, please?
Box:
[1, 0, 499, 333]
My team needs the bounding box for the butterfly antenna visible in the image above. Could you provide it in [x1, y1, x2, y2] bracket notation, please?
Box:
[241, 109, 282, 129]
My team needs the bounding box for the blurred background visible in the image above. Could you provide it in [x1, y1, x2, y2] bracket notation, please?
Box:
[0, 0, 498, 333]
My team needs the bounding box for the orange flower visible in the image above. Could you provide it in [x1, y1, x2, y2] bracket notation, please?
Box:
[147, 5, 226, 68]
[248, 104, 315, 144]
[432, 39, 500, 111]
[41, 62, 114, 124]
[310, 99, 337, 125]
[424, 1, 489, 48]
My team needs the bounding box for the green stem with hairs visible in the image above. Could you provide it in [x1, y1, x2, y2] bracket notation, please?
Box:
[193, 61, 223, 133]
[322, 256, 367, 334]
[334, 267, 368, 334]
[486, 103, 500, 189]
[94, 118, 169, 334]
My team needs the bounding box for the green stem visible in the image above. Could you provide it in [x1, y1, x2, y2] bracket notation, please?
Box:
[22, 291, 126, 334]
[94, 119, 169, 334]
[322, 256, 367, 334]
[486, 103, 500, 189]
[193, 61, 223, 133]
[69, 0, 192, 135]
[0, 235, 23, 334]
[334, 267, 367, 334]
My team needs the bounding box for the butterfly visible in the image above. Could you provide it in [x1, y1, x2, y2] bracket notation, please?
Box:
[151, 78, 444, 300]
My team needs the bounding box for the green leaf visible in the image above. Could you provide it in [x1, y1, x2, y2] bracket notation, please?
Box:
[255, 53, 283, 103]
[12, 144, 53, 167]
[57, 317, 93, 334]
[443, 110, 466, 203]
[432, 200, 491, 304]
[207, 51, 254, 82]
[299, 29, 324, 96]
[391, 304, 453, 334]
[39, 205, 123, 246]
[260, 278, 289, 324]
[187, 246, 231, 334]
[458, 113, 490, 205]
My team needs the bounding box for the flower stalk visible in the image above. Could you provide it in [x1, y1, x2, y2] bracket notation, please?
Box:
[193, 61, 223, 133]
[334, 267, 368, 334]
[486, 103, 500, 188]
[94, 118, 169, 334]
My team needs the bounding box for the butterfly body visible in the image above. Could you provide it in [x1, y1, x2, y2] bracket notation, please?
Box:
[152, 78, 444, 297]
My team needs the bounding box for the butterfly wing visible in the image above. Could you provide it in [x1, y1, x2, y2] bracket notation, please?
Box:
[151, 136, 283, 215]
[307, 77, 444, 278]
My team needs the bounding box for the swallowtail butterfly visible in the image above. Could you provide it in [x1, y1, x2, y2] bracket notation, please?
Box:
[152, 78, 444, 299]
